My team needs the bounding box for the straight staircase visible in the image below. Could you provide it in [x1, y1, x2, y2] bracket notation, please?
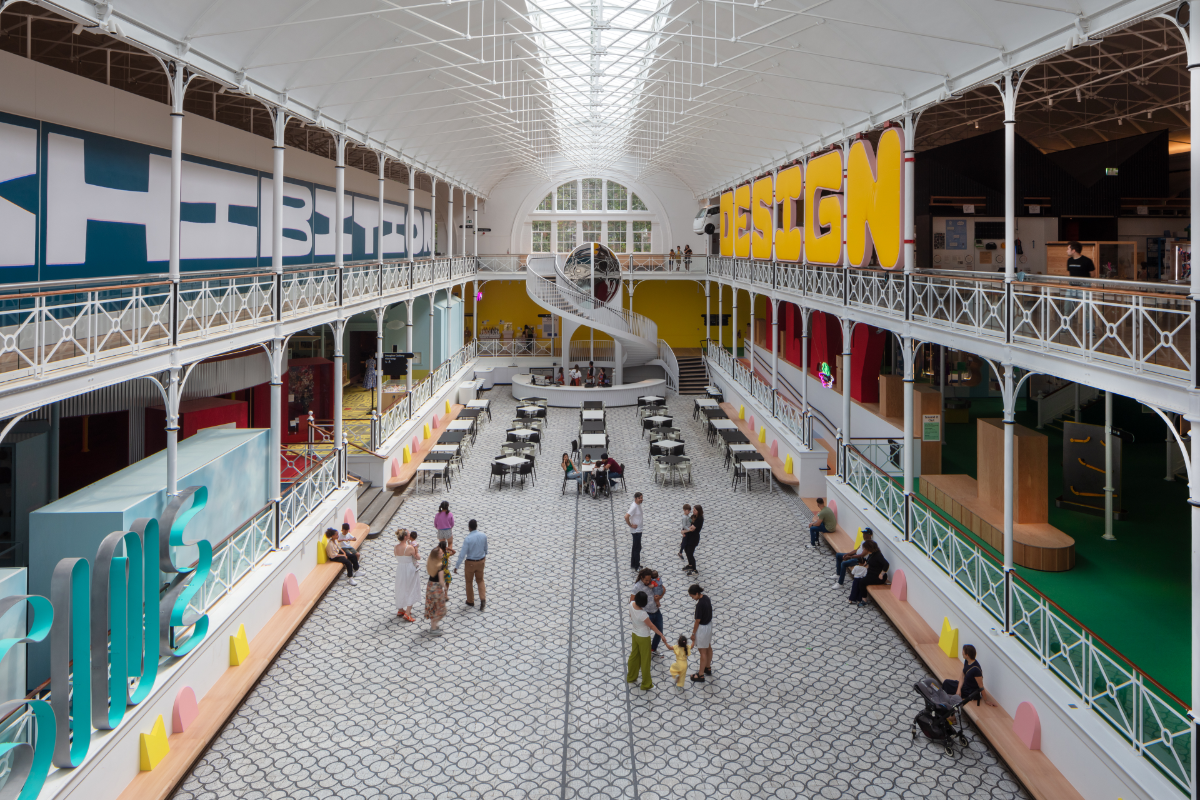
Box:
[677, 356, 708, 394]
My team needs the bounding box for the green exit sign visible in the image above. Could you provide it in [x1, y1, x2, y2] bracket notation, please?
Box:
[1105, 167, 1119, 176]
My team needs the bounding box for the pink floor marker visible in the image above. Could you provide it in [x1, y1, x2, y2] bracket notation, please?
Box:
[391, 457, 401, 478]
[749, 414, 755, 431]
[172, 686, 198, 733]
[891, 569, 907, 601]
[281, 573, 300, 606]
[344, 507, 356, 527]
[1014, 701, 1041, 750]
[412, 436, 420, 454]
[432, 414, 441, 429]
[770, 440, 779, 458]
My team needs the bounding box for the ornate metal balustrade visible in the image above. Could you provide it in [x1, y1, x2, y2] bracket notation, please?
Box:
[707, 257, 1194, 387]
[0, 257, 477, 392]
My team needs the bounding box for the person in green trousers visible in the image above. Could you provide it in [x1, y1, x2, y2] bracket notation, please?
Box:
[628, 591, 666, 690]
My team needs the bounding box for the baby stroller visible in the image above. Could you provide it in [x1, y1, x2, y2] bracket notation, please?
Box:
[911, 677, 969, 756]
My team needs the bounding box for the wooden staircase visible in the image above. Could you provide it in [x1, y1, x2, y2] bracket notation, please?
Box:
[677, 356, 708, 395]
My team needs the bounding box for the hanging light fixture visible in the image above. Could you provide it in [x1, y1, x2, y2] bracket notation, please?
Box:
[974, 120, 980, 129]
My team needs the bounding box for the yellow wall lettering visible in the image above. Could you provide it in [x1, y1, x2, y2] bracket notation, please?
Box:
[774, 165, 803, 262]
[847, 128, 904, 269]
[720, 190, 734, 256]
[751, 176, 774, 260]
[804, 150, 843, 265]
[733, 184, 752, 259]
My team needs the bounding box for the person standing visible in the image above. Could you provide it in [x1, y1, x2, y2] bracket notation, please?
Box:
[689, 584, 713, 682]
[629, 569, 664, 657]
[681, 505, 703, 575]
[424, 544, 447, 634]
[677, 503, 691, 561]
[434, 501, 455, 552]
[393, 530, 421, 621]
[810, 498, 837, 548]
[454, 519, 488, 611]
[625, 492, 645, 570]
[627, 591, 666, 691]
[1065, 241, 1096, 278]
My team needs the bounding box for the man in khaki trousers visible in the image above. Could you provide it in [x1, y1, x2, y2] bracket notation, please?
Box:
[453, 519, 489, 611]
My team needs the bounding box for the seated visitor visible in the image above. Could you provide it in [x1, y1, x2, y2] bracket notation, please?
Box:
[562, 452, 582, 491]
[324, 528, 359, 586]
[596, 367, 608, 386]
[338, 522, 360, 557]
[809, 497, 836, 547]
[847, 540, 888, 606]
[834, 527, 873, 586]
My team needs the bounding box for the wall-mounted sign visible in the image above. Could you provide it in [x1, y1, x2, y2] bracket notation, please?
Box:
[721, 127, 905, 269]
[1105, 167, 1119, 176]
[922, 414, 941, 442]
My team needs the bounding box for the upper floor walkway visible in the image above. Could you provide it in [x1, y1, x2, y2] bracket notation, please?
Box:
[0, 256, 476, 418]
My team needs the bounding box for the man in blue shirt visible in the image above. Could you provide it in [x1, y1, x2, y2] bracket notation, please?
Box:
[454, 519, 489, 611]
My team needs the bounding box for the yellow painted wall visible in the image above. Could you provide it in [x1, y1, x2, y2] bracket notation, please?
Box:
[630, 281, 708, 349]
[474, 280, 549, 334]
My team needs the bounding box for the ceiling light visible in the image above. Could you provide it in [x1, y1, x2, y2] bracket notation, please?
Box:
[1147, 110, 1152, 119]
[1118, 118, 1122, 125]
[975, 120, 979, 129]
[1047, 98, 1053, 106]
[1076, 88, 1082, 103]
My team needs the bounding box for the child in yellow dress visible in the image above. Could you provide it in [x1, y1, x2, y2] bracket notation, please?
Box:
[669, 635, 690, 687]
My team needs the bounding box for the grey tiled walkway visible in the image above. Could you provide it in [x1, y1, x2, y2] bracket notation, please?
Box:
[174, 394, 1030, 800]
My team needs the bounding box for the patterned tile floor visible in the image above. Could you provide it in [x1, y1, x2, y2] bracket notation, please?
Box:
[174, 394, 1031, 800]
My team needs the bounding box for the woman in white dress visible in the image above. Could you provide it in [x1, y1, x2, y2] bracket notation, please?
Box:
[394, 530, 422, 622]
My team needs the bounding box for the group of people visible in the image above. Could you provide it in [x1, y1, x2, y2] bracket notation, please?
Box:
[666, 245, 693, 270]
[391, 501, 489, 634]
[625, 569, 714, 690]
[562, 451, 623, 497]
[558, 361, 610, 387]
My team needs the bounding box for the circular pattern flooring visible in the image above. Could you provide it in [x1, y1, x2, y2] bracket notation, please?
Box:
[173, 393, 1031, 800]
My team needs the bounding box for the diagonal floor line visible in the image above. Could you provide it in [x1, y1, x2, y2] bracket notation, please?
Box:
[610, 489, 642, 800]
[559, 477, 581, 800]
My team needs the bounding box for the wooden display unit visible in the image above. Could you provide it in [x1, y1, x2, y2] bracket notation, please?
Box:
[878, 374, 903, 419]
[1046, 241, 1138, 280]
[914, 384, 942, 475]
[977, 418, 1046, 524]
[920, 417, 1075, 572]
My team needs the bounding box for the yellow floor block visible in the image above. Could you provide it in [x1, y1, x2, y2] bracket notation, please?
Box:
[229, 624, 250, 666]
[139, 715, 170, 771]
[938, 617, 960, 659]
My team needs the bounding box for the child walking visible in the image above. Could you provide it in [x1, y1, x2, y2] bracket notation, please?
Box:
[669, 635, 690, 687]
[678, 504, 692, 561]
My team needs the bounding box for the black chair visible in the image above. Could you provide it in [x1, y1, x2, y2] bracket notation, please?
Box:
[506, 430, 521, 443]
[570, 439, 580, 459]
[489, 462, 509, 489]
[515, 461, 534, 488]
[609, 467, 626, 494]
[529, 431, 541, 452]
[426, 463, 451, 492]
[582, 400, 604, 410]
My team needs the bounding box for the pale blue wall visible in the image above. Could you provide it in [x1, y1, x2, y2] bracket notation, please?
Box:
[433, 295, 464, 365]
[28, 428, 269, 687]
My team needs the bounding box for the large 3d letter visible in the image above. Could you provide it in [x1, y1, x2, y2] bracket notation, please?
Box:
[0, 596, 54, 799]
[733, 184, 752, 259]
[751, 176, 773, 261]
[804, 150, 843, 266]
[159, 487, 211, 657]
[774, 165, 803, 263]
[719, 191, 734, 256]
[847, 128, 904, 269]
[51, 559, 90, 768]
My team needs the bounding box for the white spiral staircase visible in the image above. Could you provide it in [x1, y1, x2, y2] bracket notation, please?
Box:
[525, 255, 678, 392]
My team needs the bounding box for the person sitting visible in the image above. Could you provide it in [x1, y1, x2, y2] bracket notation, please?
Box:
[809, 497, 837, 548]
[562, 452, 583, 492]
[324, 528, 359, 586]
[834, 527, 873, 586]
[847, 540, 888, 606]
[951, 644, 998, 708]
[593, 452, 621, 495]
[596, 367, 608, 387]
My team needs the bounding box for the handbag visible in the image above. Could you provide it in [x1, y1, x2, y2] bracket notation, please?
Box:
[941, 679, 960, 696]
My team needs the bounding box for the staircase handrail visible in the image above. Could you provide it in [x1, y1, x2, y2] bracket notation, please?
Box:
[526, 268, 658, 343]
[656, 339, 680, 395]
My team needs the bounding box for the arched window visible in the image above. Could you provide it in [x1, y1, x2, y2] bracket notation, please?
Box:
[631, 193, 648, 211]
[536, 192, 553, 211]
[556, 182, 578, 211]
[582, 178, 603, 211]
[607, 182, 628, 211]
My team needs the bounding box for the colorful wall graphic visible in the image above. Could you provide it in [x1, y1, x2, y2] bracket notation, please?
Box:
[0, 110, 433, 284]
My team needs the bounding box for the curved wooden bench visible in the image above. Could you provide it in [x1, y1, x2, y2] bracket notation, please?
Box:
[922, 475, 1075, 572]
[868, 582, 1085, 800]
[716, 402, 800, 487]
[384, 403, 466, 492]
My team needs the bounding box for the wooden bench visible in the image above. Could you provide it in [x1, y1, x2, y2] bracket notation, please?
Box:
[384, 403, 466, 492]
[716, 402, 800, 487]
[868, 583, 1085, 800]
[802, 497, 855, 552]
[118, 521, 371, 800]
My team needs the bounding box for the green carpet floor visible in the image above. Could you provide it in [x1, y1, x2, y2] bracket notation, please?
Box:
[925, 394, 1190, 701]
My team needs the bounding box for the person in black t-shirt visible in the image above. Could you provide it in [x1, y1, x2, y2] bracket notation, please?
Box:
[953, 644, 997, 708]
[1065, 241, 1095, 279]
[688, 584, 713, 682]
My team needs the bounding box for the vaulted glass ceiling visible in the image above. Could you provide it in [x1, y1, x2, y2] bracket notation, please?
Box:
[54, 0, 1179, 197]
